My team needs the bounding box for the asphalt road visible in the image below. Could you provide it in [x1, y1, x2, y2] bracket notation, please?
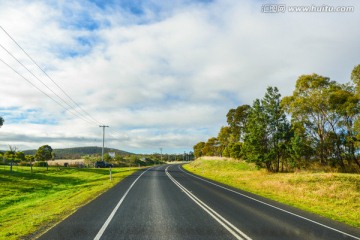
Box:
[39, 164, 360, 240]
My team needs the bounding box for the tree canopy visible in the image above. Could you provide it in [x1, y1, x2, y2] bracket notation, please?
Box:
[35, 145, 54, 161]
[193, 64, 360, 172]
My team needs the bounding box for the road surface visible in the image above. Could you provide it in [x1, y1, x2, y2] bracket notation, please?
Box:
[39, 164, 360, 240]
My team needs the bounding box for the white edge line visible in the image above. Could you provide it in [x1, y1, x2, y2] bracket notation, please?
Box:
[165, 166, 252, 240]
[94, 167, 152, 240]
[178, 165, 360, 240]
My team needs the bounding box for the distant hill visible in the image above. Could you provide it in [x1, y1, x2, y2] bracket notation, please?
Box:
[23, 146, 133, 159]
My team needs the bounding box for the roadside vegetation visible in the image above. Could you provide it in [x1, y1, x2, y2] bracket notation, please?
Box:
[0, 165, 138, 240]
[184, 158, 360, 228]
[0, 145, 189, 170]
[194, 64, 360, 173]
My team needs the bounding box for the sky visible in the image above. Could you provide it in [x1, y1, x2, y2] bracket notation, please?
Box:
[0, 0, 359, 154]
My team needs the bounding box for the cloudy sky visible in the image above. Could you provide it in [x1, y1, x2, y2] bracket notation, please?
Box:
[0, 0, 359, 154]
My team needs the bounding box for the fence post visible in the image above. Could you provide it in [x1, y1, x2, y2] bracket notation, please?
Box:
[110, 167, 112, 181]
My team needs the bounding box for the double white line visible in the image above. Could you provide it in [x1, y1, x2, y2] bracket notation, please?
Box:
[165, 166, 252, 240]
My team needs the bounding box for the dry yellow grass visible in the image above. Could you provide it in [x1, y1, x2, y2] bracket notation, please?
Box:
[46, 159, 84, 166]
[184, 158, 360, 228]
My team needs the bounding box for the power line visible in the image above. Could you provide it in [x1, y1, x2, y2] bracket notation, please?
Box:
[0, 43, 96, 125]
[0, 26, 126, 148]
[0, 57, 75, 117]
[1, 54, 115, 149]
[0, 25, 102, 126]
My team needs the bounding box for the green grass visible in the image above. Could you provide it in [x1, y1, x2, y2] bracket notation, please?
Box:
[184, 158, 360, 228]
[0, 166, 139, 239]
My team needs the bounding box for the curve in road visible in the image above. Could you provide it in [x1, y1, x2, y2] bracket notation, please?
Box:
[38, 164, 360, 240]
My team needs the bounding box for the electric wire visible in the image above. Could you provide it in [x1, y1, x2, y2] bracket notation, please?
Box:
[0, 26, 128, 147]
[0, 57, 80, 120]
[0, 26, 103, 126]
[0, 43, 96, 126]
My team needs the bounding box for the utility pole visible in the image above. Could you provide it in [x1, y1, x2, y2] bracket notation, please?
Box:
[99, 125, 109, 162]
[160, 148, 163, 163]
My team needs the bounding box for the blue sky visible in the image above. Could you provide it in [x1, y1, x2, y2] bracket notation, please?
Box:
[0, 0, 360, 154]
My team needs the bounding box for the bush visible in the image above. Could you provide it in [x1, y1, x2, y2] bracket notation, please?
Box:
[33, 161, 48, 167]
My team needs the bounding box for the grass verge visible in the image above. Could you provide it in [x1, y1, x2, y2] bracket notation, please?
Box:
[0, 166, 139, 239]
[183, 158, 360, 228]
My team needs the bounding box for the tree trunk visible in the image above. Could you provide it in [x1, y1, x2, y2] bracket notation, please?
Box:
[353, 157, 360, 170]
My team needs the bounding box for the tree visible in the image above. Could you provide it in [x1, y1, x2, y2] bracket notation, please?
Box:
[35, 145, 53, 161]
[282, 73, 360, 171]
[243, 99, 269, 168]
[202, 137, 221, 156]
[15, 151, 25, 162]
[262, 86, 291, 171]
[25, 155, 35, 173]
[226, 105, 250, 142]
[0, 116, 4, 128]
[351, 64, 360, 154]
[103, 153, 112, 162]
[327, 83, 360, 170]
[217, 126, 231, 156]
[228, 142, 242, 159]
[243, 87, 290, 172]
[4, 149, 16, 163]
[4, 146, 17, 172]
[282, 74, 337, 165]
[193, 142, 205, 158]
[25, 155, 35, 162]
[351, 64, 360, 91]
[287, 125, 313, 169]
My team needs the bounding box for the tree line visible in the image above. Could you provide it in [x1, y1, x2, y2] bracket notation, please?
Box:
[23, 146, 132, 159]
[194, 64, 360, 173]
[1, 145, 54, 164]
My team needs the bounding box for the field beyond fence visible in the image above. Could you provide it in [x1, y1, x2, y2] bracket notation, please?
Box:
[46, 159, 85, 167]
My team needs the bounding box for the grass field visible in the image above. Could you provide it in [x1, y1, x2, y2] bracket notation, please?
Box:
[183, 158, 360, 228]
[0, 165, 139, 240]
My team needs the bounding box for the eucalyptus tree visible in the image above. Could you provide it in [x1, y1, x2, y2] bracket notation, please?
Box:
[328, 83, 360, 170]
[226, 105, 251, 143]
[193, 142, 205, 158]
[351, 64, 360, 89]
[202, 137, 221, 157]
[282, 72, 360, 171]
[282, 74, 337, 165]
[349, 64, 360, 169]
[217, 126, 231, 157]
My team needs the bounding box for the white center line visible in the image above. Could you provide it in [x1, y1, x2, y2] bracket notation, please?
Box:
[165, 166, 252, 240]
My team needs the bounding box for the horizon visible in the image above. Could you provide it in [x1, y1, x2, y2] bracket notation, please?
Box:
[0, 145, 192, 155]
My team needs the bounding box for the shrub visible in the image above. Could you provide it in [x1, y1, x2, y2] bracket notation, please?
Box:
[33, 161, 48, 167]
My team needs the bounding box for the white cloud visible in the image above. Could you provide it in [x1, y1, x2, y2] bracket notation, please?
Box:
[0, 0, 360, 153]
